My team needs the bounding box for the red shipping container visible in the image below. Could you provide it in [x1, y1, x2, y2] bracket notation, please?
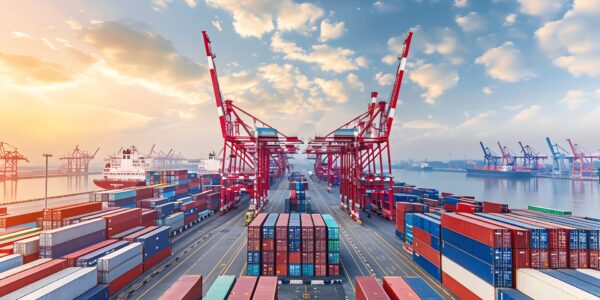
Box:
[108, 264, 143, 295]
[184, 213, 198, 225]
[0, 259, 67, 296]
[441, 272, 480, 300]
[261, 263, 275, 276]
[50, 202, 102, 221]
[456, 202, 480, 213]
[22, 253, 38, 264]
[108, 220, 142, 238]
[248, 214, 268, 240]
[314, 264, 327, 277]
[63, 239, 119, 267]
[355, 276, 390, 300]
[276, 263, 287, 276]
[159, 275, 202, 300]
[141, 210, 157, 227]
[248, 240, 261, 252]
[262, 239, 275, 251]
[311, 214, 326, 240]
[327, 264, 339, 276]
[252, 276, 278, 300]
[441, 213, 511, 248]
[275, 250, 287, 264]
[482, 201, 509, 213]
[262, 251, 274, 264]
[413, 239, 440, 268]
[513, 248, 532, 269]
[0, 207, 6, 215]
[143, 246, 171, 272]
[135, 187, 154, 201]
[123, 226, 158, 242]
[315, 252, 327, 265]
[289, 252, 301, 264]
[443, 203, 456, 212]
[0, 211, 43, 228]
[229, 276, 258, 300]
[382, 276, 420, 300]
[460, 213, 530, 249]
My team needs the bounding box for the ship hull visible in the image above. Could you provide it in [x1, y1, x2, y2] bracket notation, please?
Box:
[466, 168, 532, 178]
[93, 179, 146, 190]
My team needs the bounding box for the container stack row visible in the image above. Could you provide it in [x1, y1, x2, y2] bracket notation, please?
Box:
[181, 275, 277, 300]
[247, 213, 340, 277]
[285, 176, 311, 214]
[355, 276, 444, 300]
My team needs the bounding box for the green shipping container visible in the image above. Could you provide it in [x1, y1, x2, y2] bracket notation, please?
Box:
[327, 240, 340, 252]
[204, 275, 236, 300]
[528, 205, 572, 216]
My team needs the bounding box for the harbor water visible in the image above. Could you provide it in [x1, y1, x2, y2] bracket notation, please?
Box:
[1, 174, 102, 203]
[394, 169, 600, 218]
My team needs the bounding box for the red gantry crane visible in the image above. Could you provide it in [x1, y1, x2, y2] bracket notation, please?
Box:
[202, 31, 302, 219]
[0, 142, 29, 179]
[59, 145, 100, 173]
[566, 138, 599, 178]
[306, 32, 413, 223]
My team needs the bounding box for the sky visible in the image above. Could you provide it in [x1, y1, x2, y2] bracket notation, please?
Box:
[1, 0, 600, 167]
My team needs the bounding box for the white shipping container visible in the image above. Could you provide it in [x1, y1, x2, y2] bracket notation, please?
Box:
[160, 212, 184, 232]
[577, 269, 600, 280]
[40, 219, 106, 246]
[13, 236, 40, 256]
[19, 267, 97, 300]
[0, 254, 23, 272]
[97, 254, 142, 283]
[0, 258, 51, 280]
[4, 267, 81, 299]
[441, 255, 495, 300]
[97, 242, 142, 272]
[517, 268, 598, 300]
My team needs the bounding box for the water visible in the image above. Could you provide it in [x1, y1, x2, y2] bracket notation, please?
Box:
[394, 169, 600, 218]
[0, 174, 102, 203]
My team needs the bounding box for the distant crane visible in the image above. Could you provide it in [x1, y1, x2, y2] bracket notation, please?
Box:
[545, 137, 572, 176]
[497, 142, 519, 166]
[59, 145, 100, 173]
[518, 141, 547, 170]
[0, 142, 29, 178]
[566, 138, 599, 178]
[479, 141, 501, 169]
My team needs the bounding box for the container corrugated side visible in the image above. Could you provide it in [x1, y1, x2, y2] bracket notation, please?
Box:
[40, 219, 106, 246]
[355, 276, 390, 300]
[159, 275, 202, 300]
[98, 254, 143, 283]
[13, 236, 39, 256]
[21, 266, 97, 299]
[204, 275, 236, 299]
[577, 269, 600, 280]
[77, 240, 129, 267]
[3, 267, 80, 299]
[381, 276, 420, 300]
[540, 269, 600, 297]
[402, 277, 443, 300]
[0, 254, 22, 272]
[441, 255, 495, 300]
[0, 258, 51, 280]
[228, 276, 257, 300]
[97, 242, 142, 272]
[496, 288, 533, 300]
[74, 284, 109, 300]
[251, 276, 277, 300]
[516, 268, 597, 299]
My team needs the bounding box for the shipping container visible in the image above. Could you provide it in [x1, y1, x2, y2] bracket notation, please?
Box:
[228, 276, 258, 300]
[136, 226, 171, 260]
[13, 236, 39, 256]
[355, 276, 390, 300]
[40, 218, 106, 247]
[75, 284, 109, 300]
[98, 252, 143, 283]
[0, 254, 22, 272]
[0, 258, 51, 280]
[517, 268, 596, 299]
[204, 275, 236, 300]
[63, 239, 118, 267]
[41, 230, 106, 258]
[382, 276, 420, 300]
[19, 267, 97, 299]
[441, 255, 495, 300]
[97, 242, 143, 272]
[402, 277, 443, 300]
[0, 259, 67, 297]
[108, 264, 142, 295]
[159, 275, 203, 300]
[77, 240, 129, 267]
[496, 288, 533, 300]
[252, 276, 278, 300]
[3, 267, 81, 299]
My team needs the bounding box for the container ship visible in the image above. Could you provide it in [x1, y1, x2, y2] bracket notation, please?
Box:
[466, 165, 533, 178]
[93, 146, 150, 190]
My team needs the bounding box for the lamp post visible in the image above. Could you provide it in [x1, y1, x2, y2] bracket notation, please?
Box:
[43, 154, 52, 210]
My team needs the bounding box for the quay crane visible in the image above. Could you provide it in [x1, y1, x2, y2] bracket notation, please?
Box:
[306, 31, 413, 223]
[202, 31, 302, 224]
[545, 137, 572, 176]
[59, 145, 100, 173]
[0, 142, 29, 179]
[479, 141, 501, 169]
[518, 141, 546, 170]
[566, 138, 599, 179]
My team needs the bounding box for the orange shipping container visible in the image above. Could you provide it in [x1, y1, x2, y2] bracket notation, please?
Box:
[50, 202, 102, 221]
[0, 211, 43, 228]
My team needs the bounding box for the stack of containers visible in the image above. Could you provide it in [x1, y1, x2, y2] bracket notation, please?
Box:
[382, 276, 421, 300]
[207, 191, 221, 211]
[60, 207, 123, 227]
[76, 241, 129, 267]
[204, 275, 236, 299]
[157, 212, 184, 235]
[478, 213, 549, 269]
[40, 219, 106, 258]
[482, 201, 509, 213]
[15, 267, 98, 299]
[91, 190, 137, 208]
[97, 242, 143, 295]
[395, 203, 428, 241]
[312, 214, 328, 276]
[136, 226, 171, 271]
[322, 214, 340, 276]
[13, 236, 39, 263]
[141, 209, 158, 227]
[0, 259, 68, 297]
[228, 276, 257, 299]
[103, 209, 142, 238]
[261, 214, 278, 276]
[188, 173, 202, 194]
[42, 202, 103, 229]
[275, 214, 289, 276]
[63, 239, 119, 267]
[300, 214, 314, 276]
[252, 276, 278, 300]
[441, 213, 512, 299]
[0, 254, 22, 272]
[76, 284, 110, 300]
[0, 211, 43, 230]
[247, 214, 267, 276]
[140, 197, 169, 209]
[411, 213, 441, 282]
[159, 275, 203, 300]
[355, 276, 390, 300]
[288, 213, 302, 277]
[286, 179, 310, 213]
[134, 186, 154, 207]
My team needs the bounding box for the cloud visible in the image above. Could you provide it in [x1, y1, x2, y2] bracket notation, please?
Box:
[382, 55, 396, 65]
[397, 26, 464, 65]
[402, 120, 446, 129]
[504, 13, 517, 26]
[270, 32, 365, 73]
[257, 63, 309, 91]
[454, 0, 468, 8]
[475, 41, 535, 82]
[559, 89, 586, 109]
[409, 63, 459, 104]
[535, 0, 600, 76]
[460, 110, 495, 127]
[482, 86, 493, 95]
[511, 104, 541, 121]
[372, 1, 398, 13]
[596, 89, 600, 97]
[0, 53, 75, 84]
[184, 0, 197, 8]
[455, 12, 486, 33]
[313, 78, 348, 103]
[65, 17, 82, 31]
[346, 73, 364, 92]
[503, 104, 524, 110]
[204, 0, 323, 38]
[519, 0, 568, 17]
[319, 19, 345, 42]
[375, 72, 394, 86]
[211, 19, 223, 31]
[11, 31, 33, 39]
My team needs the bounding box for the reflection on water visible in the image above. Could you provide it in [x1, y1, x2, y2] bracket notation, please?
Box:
[394, 170, 600, 218]
[1, 174, 102, 203]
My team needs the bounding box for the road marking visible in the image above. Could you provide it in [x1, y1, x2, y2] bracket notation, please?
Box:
[222, 240, 247, 275]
